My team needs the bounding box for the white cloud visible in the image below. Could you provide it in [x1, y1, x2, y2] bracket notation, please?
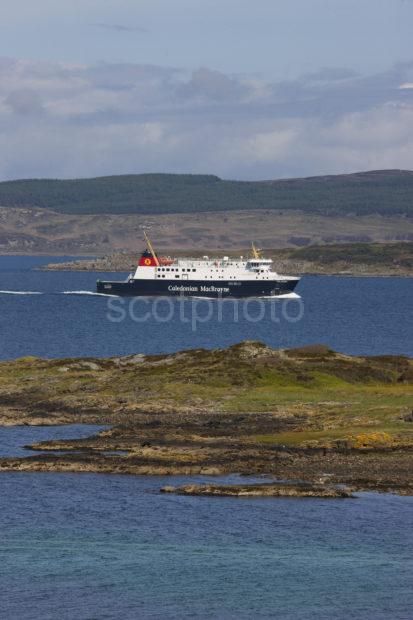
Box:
[237, 127, 300, 164]
[0, 57, 412, 180]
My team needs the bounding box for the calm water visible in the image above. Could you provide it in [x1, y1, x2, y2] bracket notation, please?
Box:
[0, 424, 107, 457]
[0, 256, 412, 358]
[1, 465, 412, 620]
[0, 257, 412, 619]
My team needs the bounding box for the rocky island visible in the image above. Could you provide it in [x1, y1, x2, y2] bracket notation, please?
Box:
[161, 482, 354, 498]
[42, 242, 413, 277]
[0, 341, 412, 494]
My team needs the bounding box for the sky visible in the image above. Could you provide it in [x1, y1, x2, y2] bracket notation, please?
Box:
[0, 0, 412, 180]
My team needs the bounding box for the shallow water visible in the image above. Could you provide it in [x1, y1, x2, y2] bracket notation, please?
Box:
[1, 468, 412, 620]
[0, 426, 412, 619]
[0, 424, 107, 457]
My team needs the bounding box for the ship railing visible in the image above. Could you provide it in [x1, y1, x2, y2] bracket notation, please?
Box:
[176, 258, 246, 266]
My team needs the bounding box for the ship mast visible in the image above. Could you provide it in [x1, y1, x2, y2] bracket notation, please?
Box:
[143, 231, 160, 266]
[251, 241, 261, 260]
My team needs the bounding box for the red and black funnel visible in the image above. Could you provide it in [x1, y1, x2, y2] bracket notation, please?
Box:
[138, 249, 158, 267]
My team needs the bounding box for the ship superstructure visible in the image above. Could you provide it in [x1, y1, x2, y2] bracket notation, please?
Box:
[97, 234, 300, 298]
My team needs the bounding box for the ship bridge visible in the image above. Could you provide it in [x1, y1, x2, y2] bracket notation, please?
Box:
[246, 258, 273, 272]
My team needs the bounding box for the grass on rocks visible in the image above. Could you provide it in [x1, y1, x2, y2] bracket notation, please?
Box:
[0, 341, 412, 448]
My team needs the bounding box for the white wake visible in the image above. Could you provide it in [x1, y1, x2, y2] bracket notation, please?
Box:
[61, 290, 118, 297]
[0, 290, 43, 295]
[262, 292, 301, 300]
[191, 293, 301, 301]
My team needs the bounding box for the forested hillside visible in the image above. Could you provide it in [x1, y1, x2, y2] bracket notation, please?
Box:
[288, 241, 413, 268]
[0, 169, 412, 217]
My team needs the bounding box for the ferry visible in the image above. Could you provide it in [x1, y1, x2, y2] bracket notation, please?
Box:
[96, 233, 300, 298]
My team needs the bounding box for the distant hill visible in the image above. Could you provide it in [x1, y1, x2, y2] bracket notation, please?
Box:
[287, 241, 413, 268]
[0, 169, 412, 217]
[43, 242, 413, 276]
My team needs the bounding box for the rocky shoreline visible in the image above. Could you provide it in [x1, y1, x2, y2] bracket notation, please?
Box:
[1, 444, 411, 494]
[0, 342, 412, 493]
[160, 482, 354, 498]
[40, 243, 413, 277]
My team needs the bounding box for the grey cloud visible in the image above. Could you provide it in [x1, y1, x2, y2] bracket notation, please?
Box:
[4, 88, 44, 115]
[94, 23, 148, 33]
[82, 62, 180, 93]
[269, 64, 413, 120]
[177, 68, 248, 102]
[0, 57, 412, 180]
[301, 67, 360, 83]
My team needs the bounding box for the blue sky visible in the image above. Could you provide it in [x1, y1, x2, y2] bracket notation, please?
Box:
[0, 0, 412, 179]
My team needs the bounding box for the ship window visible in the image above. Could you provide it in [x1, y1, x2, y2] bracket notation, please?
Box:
[175, 275, 180, 278]
[192, 269, 196, 272]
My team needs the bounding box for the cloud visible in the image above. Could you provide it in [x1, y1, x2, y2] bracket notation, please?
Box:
[300, 67, 359, 83]
[0, 57, 412, 180]
[177, 67, 247, 102]
[4, 88, 44, 115]
[94, 23, 148, 33]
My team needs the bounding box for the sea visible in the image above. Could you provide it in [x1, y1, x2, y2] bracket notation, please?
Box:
[0, 256, 412, 620]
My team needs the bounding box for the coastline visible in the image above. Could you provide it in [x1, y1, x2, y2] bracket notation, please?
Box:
[37, 243, 413, 277]
[1, 341, 412, 494]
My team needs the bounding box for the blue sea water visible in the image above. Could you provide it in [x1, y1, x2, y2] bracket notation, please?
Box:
[0, 424, 107, 457]
[0, 255, 412, 358]
[1, 461, 412, 620]
[0, 256, 412, 619]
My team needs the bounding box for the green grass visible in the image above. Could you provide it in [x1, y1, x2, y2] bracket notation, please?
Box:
[0, 342, 411, 446]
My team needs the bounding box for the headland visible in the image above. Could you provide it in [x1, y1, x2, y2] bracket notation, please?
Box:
[0, 341, 412, 494]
